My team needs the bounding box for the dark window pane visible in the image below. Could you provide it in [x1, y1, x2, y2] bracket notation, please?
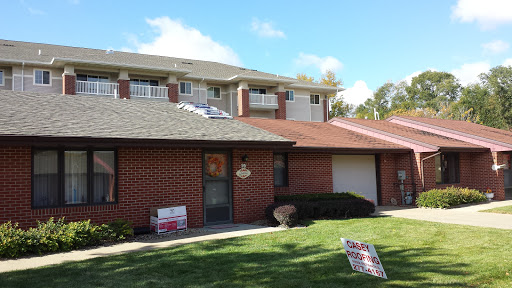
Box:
[130, 79, 139, 85]
[93, 151, 116, 203]
[42, 71, 50, 84]
[149, 80, 159, 86]
[77, 74, 87, 81]
[33, 150, 59, 207]
[64, 151, 87, 204]
[274, 153, 288, 187]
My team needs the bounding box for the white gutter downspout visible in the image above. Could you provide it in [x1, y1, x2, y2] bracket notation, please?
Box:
[421, 152, 441, 191]
[199, 78, 205, 103]
[21, 62, 24, 91]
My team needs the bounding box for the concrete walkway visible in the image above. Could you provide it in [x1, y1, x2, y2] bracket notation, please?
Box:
[0, 224, 284, 273]
[374, 200, 512, 229]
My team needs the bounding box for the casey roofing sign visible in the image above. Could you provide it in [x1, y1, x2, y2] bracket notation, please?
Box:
[341, 238, 387, 279]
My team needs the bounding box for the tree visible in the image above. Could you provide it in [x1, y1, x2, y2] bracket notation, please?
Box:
[296, 73, 314, 82]
[479, 65, 512, 129]
[406, 70, 461, 112]
[320, 70, 343, 88]
[330, 98, 354, 118]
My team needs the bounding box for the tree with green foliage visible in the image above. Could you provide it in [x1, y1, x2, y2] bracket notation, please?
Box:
[479, 65, 512, 129]
[406, 70, 461, 112]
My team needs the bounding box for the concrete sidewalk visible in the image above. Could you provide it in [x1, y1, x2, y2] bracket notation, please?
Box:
[0, 224, 284, 273]
[374, 200, 512, 230]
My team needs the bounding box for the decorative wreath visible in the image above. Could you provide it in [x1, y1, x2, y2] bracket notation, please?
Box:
[207, 156, 224, 177]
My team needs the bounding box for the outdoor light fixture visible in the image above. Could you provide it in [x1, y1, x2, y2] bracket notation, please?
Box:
[241, 154, 249, 162]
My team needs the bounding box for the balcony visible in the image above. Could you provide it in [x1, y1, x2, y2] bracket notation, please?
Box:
[249, 93, 279, 110]
[130, 85, 168, 99]
[76, 81, 119, 96]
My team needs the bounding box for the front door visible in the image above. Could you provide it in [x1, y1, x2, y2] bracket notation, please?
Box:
[203, 151, 232, 225]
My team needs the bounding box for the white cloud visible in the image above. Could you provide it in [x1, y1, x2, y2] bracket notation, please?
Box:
[294, 52, 343, 74]
[452, 0, 512, 30]
[451, 62, 490, 85]
[404, 71, 422, 85]
[20, 0, 45, 15]
[482, 40, 509, 54]
[251, 18, 285, 38]
[132, 17, 242, 66]
[339, 80, 374, 107]
[503, 58, 512, 67]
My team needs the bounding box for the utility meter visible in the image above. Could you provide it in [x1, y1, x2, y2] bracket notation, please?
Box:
[397, 170, 406, 180]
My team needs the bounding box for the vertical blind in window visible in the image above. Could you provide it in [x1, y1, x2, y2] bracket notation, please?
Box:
[64, 151, 88, 204]
[93, 151, 116, 203]
[33, 150, 59, 207]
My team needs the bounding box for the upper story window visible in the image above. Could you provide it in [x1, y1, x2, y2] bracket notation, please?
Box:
[274, 153, 288, 187]
[77, 74, 109, 83]
[249, 88, 267, 95]
[130, 79, 158, 86]
[207, 87, 221, 99]
[285, 90, 294, 101]
[0, 70, 4, 86]
[310, 94, 320, 105]
[33, 148, 117, 208]
[34, 69, 51, 85]
[180, 81, 192, 95]
[435, 152, 460, 184]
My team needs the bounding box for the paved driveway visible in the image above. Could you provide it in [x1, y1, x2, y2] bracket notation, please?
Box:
[373, 200, 512, 230]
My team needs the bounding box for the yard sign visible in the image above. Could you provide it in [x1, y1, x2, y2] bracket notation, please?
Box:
[340, 238, 387, 279]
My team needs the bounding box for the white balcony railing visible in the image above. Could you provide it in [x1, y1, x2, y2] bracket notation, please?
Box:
[249, 93, 278, 105]
[76, 81, 119, 96]
[130, 85, 168, 98]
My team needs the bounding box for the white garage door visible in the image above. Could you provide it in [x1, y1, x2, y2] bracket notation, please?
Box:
[332, 155, 378, 204]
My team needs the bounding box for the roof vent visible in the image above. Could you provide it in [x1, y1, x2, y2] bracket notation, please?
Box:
[38, 49, 41, 56]
[2, 43, 15, 47]
[181, 62, 193, 65]
[239, 68, 247, 70]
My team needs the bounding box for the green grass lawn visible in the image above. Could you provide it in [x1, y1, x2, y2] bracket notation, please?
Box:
[480, 205, 512, 215]
[2, 217, 511, 288]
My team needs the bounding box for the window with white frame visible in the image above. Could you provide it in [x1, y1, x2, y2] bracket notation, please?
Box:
[130, 79, 159, 86]
[207, 87, 221, 99]
[249, 88, 266, 95]
[285, 90, 294, 101]
[180, 81, 192, 95]
[0, 70, 4, 86]
[310, 94, 320, 105]
[77, 74, 109, 83]
[34, 69, 51, 85]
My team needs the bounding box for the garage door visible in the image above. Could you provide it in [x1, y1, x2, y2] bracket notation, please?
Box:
[332, 155, 377, 204]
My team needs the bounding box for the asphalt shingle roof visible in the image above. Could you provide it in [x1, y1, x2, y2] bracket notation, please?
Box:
[335, 118, 484, 149]
[391, 116, 512, 146]
[0, 90, 293, 145]
[0, 40, 335, 90]
[236, 118, 409, 151]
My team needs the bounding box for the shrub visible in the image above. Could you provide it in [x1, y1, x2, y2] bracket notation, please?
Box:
[416, 187, 487, 208]
[265, 203, 282, 226]
[0, 218, 134, 258]
[273, 205, 298, 227]
[275, 192, 364, 202]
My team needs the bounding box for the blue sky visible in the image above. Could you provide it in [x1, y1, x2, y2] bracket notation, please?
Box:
[2, 0, 512, 105]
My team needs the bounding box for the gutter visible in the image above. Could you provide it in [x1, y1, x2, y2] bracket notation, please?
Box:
[51, 58, 191, 75]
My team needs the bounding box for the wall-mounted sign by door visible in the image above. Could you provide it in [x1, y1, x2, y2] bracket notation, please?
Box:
[236, 164, 251, 179]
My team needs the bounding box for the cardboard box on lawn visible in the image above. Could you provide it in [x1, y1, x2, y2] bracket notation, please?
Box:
[150, 205, 187, 234]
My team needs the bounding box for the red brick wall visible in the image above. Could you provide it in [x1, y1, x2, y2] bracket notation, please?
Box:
[117, 79, 130, 99]
[275, 92, 286, 120]
[167, 83, 179, 103]
[274, 153, 333, 195]
[379, 153, 417, 205]
[237, 89, 250, 117]
[62, 74, 76, 95]
[231, 149, 274, 223]
[0, 146, 205, 229]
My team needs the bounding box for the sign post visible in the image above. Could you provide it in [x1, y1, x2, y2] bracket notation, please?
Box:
[340, 238, 387, 279]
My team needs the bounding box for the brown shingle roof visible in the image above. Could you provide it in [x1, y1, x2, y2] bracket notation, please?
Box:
[236, 118, 409, 152]
[390, 116, 512, 146]
[337, 118, 484, 149]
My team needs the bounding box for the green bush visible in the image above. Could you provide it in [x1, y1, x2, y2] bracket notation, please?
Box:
[275, 192, 364, 202]
[0, 218, 133, 258]
[416, 187, 487, 208]
[273, 205, 298, 227]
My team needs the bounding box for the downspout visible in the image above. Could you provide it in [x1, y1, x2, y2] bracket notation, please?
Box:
[21, 62, 24, 91]
[409, 151, 417, 200]
[199, 78, 205, 103]
[420, 152, 441, 192]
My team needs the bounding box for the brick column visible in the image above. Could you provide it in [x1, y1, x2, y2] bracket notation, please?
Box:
[275, 91, 286, 119]
[117, 79, 130, 99]
[237, 89, 250, 117]
[323, 96, 329, 122]
[166, 83, 179, 103]
[62, 74, 76, 95]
